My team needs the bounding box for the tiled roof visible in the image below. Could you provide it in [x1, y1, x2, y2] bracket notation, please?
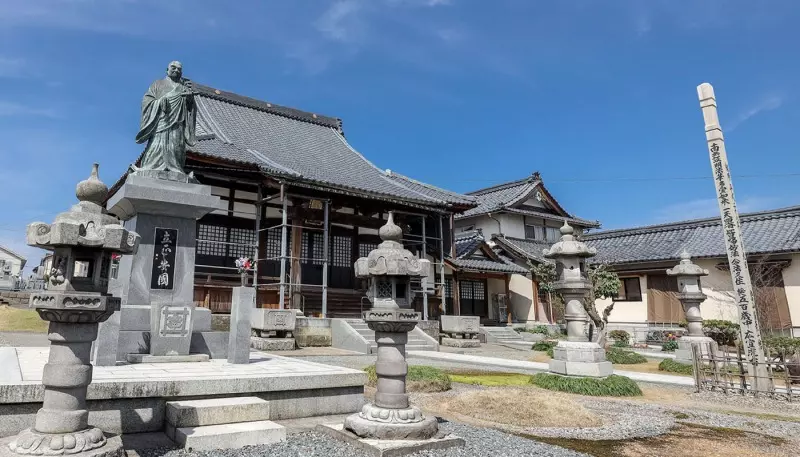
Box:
[454, 230, 484, 258]
[115, 82, 474, 211]
[450, 257, 528, 275]
[449, 230, 528, 274]
[458, 176, 539, 218]
[456, 174, 599, 227]
[491, 235, 552, 264]
[583, 206, 800, 265]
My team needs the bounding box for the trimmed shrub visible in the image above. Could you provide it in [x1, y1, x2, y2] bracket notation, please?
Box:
[658, 359, 694, 375]
[532, 340, 556, 352]
[532, 325, 550, 334]
[530, 373, 642, 397]
[609, 330, 631, 347]
[661, 340, 679, 352]
[606, 348, 648, 364]
[364, 365, 451, 392]
[764, 336, 800, 356]
[703, 320, 739, 347]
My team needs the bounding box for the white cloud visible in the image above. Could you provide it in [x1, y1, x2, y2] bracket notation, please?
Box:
[314, 0, 366, 43]
[652, 196, 778, 223]
[728, 94, 784, 131]
[0, 101, 57, 118]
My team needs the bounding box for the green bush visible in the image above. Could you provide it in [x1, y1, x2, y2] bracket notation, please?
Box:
[658, 359, 694, 375]
[764, 336, 800, 356]
[703, 320, 740, 347]
[529, 373, 642, 397]
[605, 348, 648, 364]
[532, 341, 556, 352]
[609, 330, 630, 347]
[661, 340, 679, 352]
[532, 325, 550, 334]
[363, 365, 451, 392]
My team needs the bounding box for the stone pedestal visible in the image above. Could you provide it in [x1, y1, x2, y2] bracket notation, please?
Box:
[250, 309, 296, 351]
[344, 312, 438, 440]
[2, 294, 125, 457]
[440, 337, 480, 348]
[549, 341, 613, 378]
[228, 287, 255, 363]
[440, 315, 479, 339]
[101, 172, 220, 362]
[675, 336, 716, 365]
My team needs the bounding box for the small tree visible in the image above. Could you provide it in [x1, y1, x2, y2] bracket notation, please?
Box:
[584, 264, 621, 347]
[530, 260, 620, 344]
[530, 261, 559, 323]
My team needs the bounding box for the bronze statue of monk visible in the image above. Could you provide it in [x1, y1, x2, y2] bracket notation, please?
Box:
[133, 61, 196, 174]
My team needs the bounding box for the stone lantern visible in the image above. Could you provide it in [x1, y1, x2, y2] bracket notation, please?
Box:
[667, 250, 716, 364]
[344, 212, 437, 440]
[1, 164, 139, 457]
[543, 221, 612, 377]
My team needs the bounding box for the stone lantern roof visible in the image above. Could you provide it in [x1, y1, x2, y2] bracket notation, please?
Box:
[666, 250, 709, 278]
[354, 212, 430, 278]
[27, 164, 140, 253]
[542, 221, 597, 260]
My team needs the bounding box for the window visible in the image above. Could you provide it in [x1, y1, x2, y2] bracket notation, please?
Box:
[617, 277, 642, 301]
[546, 226, 561, 242]
[229, 227, 256, 258]
[524, 224, 537, 239]
[197, 224, 227, 256]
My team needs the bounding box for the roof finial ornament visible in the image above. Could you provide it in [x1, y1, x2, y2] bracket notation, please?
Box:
[532, 171, 542, 181]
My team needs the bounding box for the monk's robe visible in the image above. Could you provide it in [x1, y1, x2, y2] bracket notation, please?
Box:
[135, 77, 196, 173]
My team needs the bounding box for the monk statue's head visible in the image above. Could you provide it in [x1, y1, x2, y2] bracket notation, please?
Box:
[166, 61, 183, 81]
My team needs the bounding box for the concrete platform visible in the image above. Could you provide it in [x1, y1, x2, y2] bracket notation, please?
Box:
[127, 353, 210, 364]
[0, 347, 367, 437]
[317, 423, 464, 457]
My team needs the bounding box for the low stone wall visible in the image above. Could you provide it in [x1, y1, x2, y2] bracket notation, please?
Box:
[295, 318, 332, 347]
[0, 291, 31, 308]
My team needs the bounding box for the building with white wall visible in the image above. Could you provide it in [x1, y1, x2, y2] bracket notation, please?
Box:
[0, 245, 27, 290]
[453, 172, 600, 323]
[584, 206, 800, 339]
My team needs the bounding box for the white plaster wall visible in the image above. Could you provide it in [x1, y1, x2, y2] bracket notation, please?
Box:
[486, 277, 507, 321]
[509, 273, 536, 321]
[695, 259, 740, 323]
[0, 249, 24, 277]
[782, 254, 800, 337]
[594, 275, 648, 324]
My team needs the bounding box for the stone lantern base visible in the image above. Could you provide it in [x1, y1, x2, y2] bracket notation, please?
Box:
[675, 336, 717, 365]
[549, 341, 613, 378]
[0, 433, 125, 457]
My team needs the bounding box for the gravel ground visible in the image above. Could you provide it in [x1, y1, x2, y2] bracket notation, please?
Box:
[136, 422, 589, 457]
[690, 389, 800, 413]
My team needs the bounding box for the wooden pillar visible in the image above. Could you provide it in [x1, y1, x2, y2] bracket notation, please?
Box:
[453, 272, 461, 316]
[289, 210, 303, 309]
[505, 275, 512, 325]
[531, 278, 540, 322]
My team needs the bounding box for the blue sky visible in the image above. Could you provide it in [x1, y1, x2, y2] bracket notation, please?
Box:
[1, 0, 799, 270]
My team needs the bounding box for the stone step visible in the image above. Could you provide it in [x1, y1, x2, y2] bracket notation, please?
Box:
[166, 397, 270, 428]
[173, 420, 286, 451]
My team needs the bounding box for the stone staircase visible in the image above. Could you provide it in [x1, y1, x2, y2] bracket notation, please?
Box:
[480, 326, 524, 343]
[335, 319, 439, 354]
[165, 397, 286, 451]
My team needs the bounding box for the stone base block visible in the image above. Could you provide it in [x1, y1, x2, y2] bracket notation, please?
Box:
[317, 423, 464, 457]
[440, 337, 480, 348]
[190, 331, 229, 359]
[0, 433, 124, 457]
[173, 420, 285, 451]
[166, 397, 270, 428]
[127, 353, 210, 364]
[675, 336, 716, 365]
[549, 359, 613, 377]
[552, 341, 607, 363]
[250, 337, 295, 351]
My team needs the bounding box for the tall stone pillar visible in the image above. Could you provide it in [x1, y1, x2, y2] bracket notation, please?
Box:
[1, 164, 138, 457]
[667, 251, 717, 364]
[544, 221, 612, 378]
